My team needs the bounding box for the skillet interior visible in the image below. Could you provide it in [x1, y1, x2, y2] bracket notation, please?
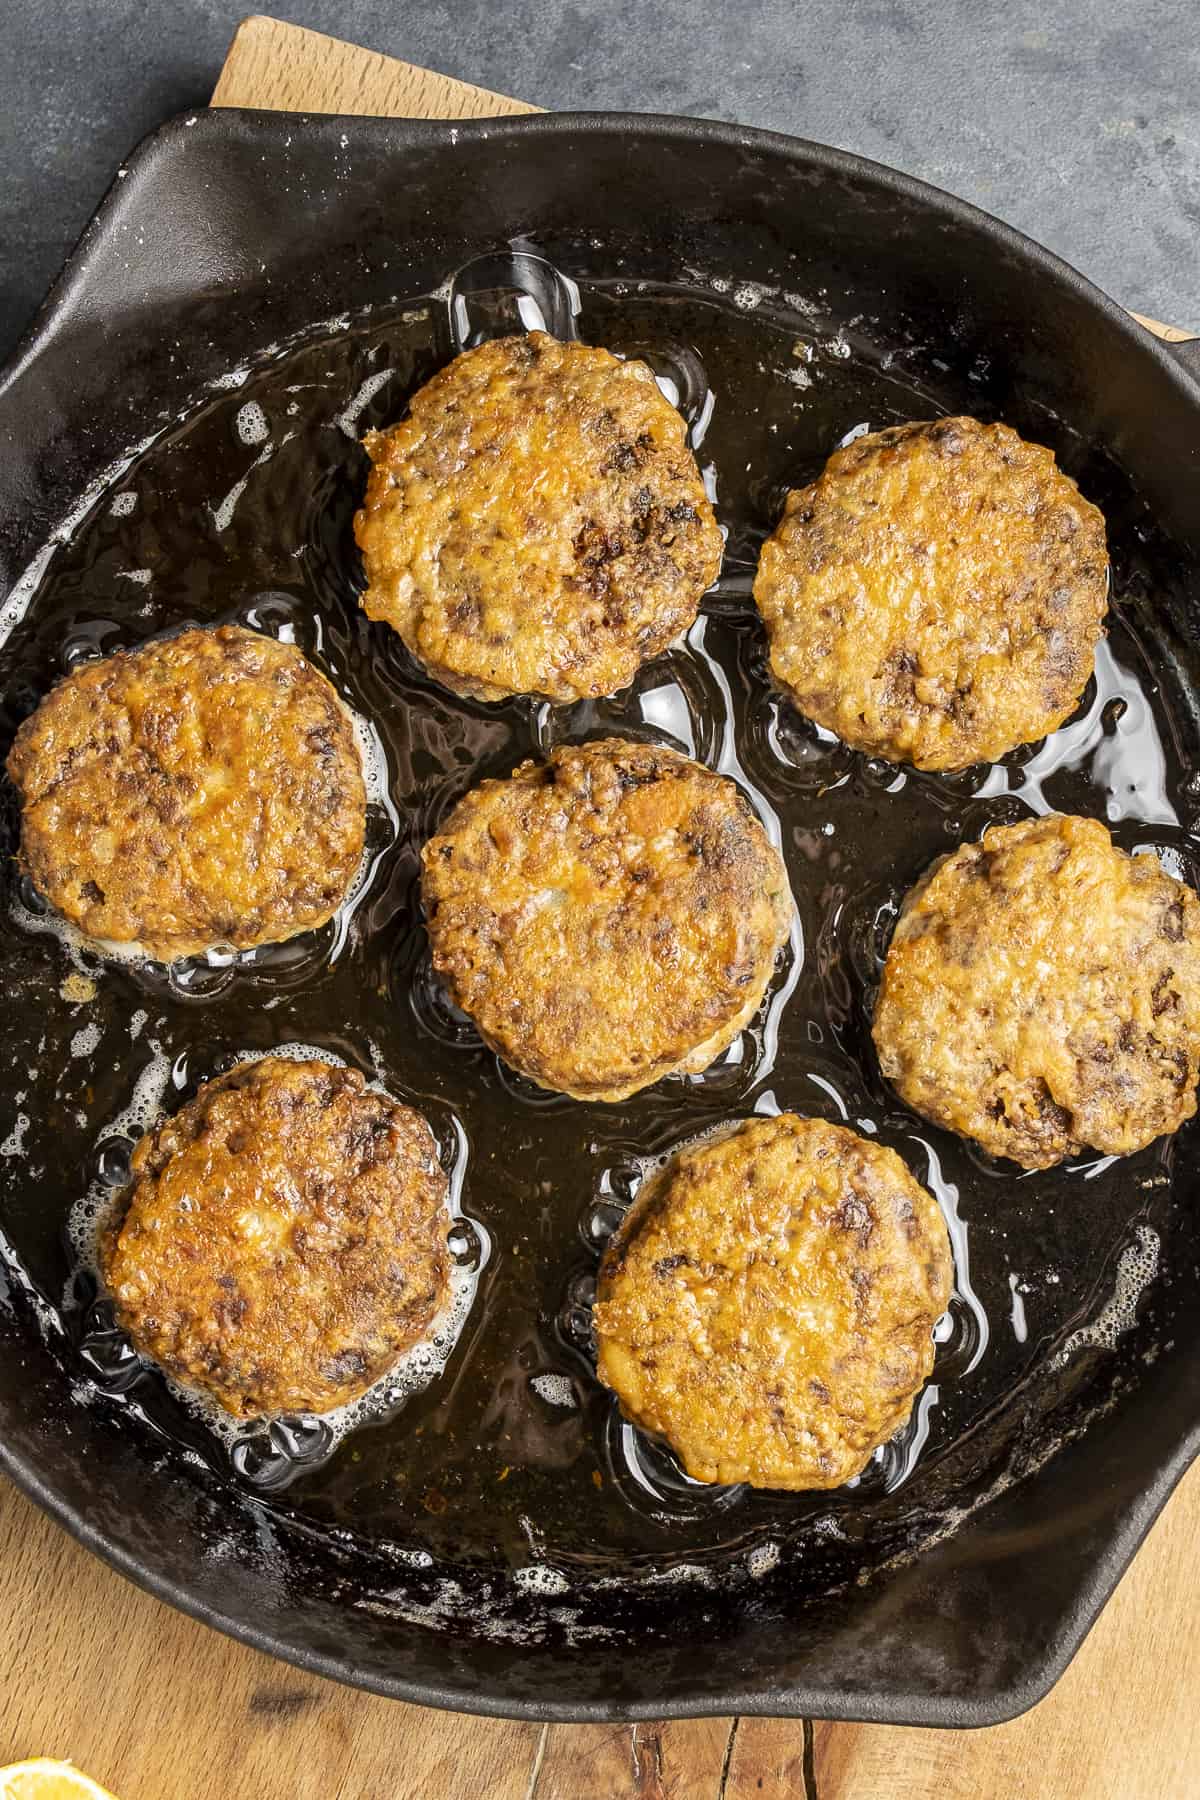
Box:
[1, 110, 1199, 1726]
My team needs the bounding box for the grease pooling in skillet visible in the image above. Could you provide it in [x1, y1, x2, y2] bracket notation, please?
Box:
[0, 249, 1191, 1597]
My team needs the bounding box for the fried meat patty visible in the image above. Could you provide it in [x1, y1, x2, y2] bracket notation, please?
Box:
[420, 737, 792, 1101]
[8, 625, 366, 960]
[873, 813, 1200, 1168]
[101, 1057, 450, 1417]
[594, 1114, 953, 1489]
[355, 333, 723, 703]
[753, 417, 1109, 770]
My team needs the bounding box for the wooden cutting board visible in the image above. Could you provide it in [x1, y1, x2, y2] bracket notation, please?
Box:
[2, 18, 1197, 1798]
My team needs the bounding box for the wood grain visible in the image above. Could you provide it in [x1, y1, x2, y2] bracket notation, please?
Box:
[0, 1478, 541, 1800]
[1130, 309, 1193, 344]
[211, 17, 538, 121]
[533, 1719, 734, 1797]
[2, 16, 1196, 1800]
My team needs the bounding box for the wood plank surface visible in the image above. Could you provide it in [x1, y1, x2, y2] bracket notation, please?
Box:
[2, 16, 1196, 1799]
[210, 17, 537, 120]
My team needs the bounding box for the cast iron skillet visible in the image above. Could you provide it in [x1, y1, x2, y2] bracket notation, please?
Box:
[1, 110, 1199, 1728]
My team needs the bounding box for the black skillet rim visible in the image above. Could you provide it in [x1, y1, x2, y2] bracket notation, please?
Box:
[0, 105, 1198, 1729]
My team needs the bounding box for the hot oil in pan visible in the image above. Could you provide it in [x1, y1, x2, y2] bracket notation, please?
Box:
[0, 252, 1193, 1580]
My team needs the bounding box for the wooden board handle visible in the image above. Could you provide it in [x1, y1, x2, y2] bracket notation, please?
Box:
[212, 16, 538, 119]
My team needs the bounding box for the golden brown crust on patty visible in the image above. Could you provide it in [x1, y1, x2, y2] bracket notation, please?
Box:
[354, 333, 723, 703]
[594, 1114, 952, 1489]
[873, 814, 1200, 1168]
[101, 1057, 450, 1418]
[753, 417, 1109, 770]
[7, 626, 366, 961]
[420, 737, 792, 1101]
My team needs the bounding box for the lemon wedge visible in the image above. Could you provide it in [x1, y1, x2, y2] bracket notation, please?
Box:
[0, 1762, 120, 1800]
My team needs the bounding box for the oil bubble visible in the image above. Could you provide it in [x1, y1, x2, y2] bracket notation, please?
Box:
[447, 1219, 485, 1270]
[580, 1199, 626, 1249]
[447, 251, 582, 351]
[78, 1312, 144, 1394]
[408, 950, 483, 1051]
[234, 401, 270, 446]
[17, 876, 49, 916]
[96, 1137, 134, 1187]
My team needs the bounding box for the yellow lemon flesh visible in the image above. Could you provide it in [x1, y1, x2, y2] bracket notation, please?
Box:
[0, 1762, 120, 1800]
